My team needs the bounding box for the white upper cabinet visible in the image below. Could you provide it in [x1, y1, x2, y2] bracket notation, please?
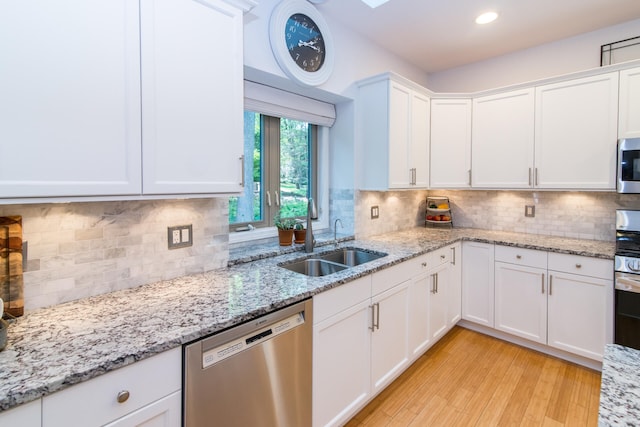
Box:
[619, 66, 640, 139]
[0, 0, 246, 201]
[471, 89, 535, 188]
[357, 74, 430, 190]
[141, 0, 244, 194]
[430, 99, 472, 188]
[534, 72, 619, 190]
[0, 0, 142, 198]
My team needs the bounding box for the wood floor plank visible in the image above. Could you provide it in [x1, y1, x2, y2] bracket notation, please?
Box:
[345, 327, 601, 427]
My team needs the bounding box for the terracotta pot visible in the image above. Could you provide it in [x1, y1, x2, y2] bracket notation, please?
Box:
[294, 229, 306, 244]
[278, 229, 294, 246]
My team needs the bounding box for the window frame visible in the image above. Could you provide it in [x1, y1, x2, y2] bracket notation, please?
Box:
[229, 112, 318, 232]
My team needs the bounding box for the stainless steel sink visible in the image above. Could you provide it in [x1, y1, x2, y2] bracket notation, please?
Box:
[280, 259, 349, 277]
[279, 248, 387, 277]
[316, 248, 387, 267]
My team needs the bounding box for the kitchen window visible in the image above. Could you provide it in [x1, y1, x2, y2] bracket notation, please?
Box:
[229, 112, 318, 230]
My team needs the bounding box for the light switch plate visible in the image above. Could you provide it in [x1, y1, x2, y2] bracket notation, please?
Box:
[371, 206, 379, 219]
[525, 205, 535, 217]
[168, 225, 193, 249]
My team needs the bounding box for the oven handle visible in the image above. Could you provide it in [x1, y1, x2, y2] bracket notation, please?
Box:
[615, 272, 640, 293]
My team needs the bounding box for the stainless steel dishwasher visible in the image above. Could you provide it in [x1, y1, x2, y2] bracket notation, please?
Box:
[183, 299, 312, 427]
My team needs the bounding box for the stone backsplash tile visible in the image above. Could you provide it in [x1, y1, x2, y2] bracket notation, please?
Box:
[0, 199, 228, 311]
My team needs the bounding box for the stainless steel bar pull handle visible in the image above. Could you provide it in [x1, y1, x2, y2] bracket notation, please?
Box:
[549, 275, 553, 296]
[535, 168, 539, 186]
[266, 191, 272, 207]
[528, 168, 532, 186]
[468, 169, 472, 186]
[239, 155, 245, 187]
[451, 247, 456, 265]
[541, 274, 545, 294]
[375, 302, 380, 330]
[370, 304, 376, 331]
[431, 274, 436, 294]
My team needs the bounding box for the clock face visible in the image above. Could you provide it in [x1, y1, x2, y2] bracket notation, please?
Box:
[285, 13, 326, 73]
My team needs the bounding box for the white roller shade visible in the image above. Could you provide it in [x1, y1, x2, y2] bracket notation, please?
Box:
[244, 80, 336, 127]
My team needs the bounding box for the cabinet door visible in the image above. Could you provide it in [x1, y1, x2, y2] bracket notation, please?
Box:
[140, 0, 244, 194]
[313, 300, 371, 427]
[371, 281, 410, 394]
[495, 262, 547, 344]
[547, 272, 613, 361]
[0, 399, 41, 427]
[408, 270, 431, 360]
[0, 0, 142, 198]
[535, 72, 618, 189]
[619, 67, 640, 139]
[462, 241, 495, 327]
[430, 99, 472, 188]
[104, 391, 181, 427]
[411, 91, 430, 188]
[472, 89, 535, 188]
[388, 82, 413, 188]
[428, 262, 449, 342]
[447, 243, 462, 326]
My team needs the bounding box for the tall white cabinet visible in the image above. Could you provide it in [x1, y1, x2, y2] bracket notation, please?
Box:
[0, 0, 247, 200]
[534, 72, 619, 189]
[430, 99, 472, 188]
[357, 73, 430, 190]
[619, 66, 640, 139]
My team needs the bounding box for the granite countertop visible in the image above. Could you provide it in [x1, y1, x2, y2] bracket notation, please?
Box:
[599, 344, 640, 426]
[0, 227, 615, 412]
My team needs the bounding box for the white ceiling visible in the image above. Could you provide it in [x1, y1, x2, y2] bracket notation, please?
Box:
[316, 0, 640, 73]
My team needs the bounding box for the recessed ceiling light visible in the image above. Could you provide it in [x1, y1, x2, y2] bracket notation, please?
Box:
[361, 0, 391, 8]
[475, 11, 498, 25]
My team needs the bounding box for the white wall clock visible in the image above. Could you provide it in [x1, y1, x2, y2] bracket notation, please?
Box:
[269, 0, 335, 87]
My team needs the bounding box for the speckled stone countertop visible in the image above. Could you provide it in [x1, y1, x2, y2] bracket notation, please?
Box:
[599, 344, 640, 426]
[0, 227, 614, 412]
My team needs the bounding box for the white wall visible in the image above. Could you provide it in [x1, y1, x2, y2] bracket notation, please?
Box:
[428, 18, 640, 92]
[243, 0, 429, 99]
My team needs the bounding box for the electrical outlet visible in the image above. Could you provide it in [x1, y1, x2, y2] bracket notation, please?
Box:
[525, 205, 535, 217]
[371, 206, 379, 219]
[168, 225, 193, 249]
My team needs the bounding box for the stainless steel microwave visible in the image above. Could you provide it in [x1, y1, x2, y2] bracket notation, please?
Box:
[618, 138, 640, 193]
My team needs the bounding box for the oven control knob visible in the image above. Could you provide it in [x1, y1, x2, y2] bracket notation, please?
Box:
[628, 259, 640, 272]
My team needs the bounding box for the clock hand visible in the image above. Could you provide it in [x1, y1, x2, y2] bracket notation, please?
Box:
[298, 40, 320, 52]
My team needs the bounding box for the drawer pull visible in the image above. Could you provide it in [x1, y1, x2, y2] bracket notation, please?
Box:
[422, 262, 427, 267]
[117, 390, 130, 404]
[440, 254, 446, 260]
[575, 263, 582, 269]
[516, 255, 522, 260]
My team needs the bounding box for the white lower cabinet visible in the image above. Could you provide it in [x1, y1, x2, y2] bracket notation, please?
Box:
[462, 241, 495, 327]
[0, 399, 41, 426]
[547, 253, 613, 360]
[42, 348, 181, 427]
[493, 246, 613, 361]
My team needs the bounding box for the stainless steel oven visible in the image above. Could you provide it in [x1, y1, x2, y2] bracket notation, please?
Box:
[617, 137, 640, 193]
[615, 210, 640, 350]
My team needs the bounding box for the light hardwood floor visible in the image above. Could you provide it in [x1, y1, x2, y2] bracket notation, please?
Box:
[345, 326, 601, 427]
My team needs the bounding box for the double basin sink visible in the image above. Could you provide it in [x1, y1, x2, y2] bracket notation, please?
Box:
[279, 247, 387, 277]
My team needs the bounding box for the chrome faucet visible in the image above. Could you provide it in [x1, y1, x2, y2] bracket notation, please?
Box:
[305, 198, 317, 253]
[334, 218, 343, 246]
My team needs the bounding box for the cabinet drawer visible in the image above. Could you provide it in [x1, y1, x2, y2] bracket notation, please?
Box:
[43, 347, 181, 427]
[548, 252, 613, 280]
[314, 276, 371, 324]
[495, 245, 547, 269]
[372, 261, 413, 296]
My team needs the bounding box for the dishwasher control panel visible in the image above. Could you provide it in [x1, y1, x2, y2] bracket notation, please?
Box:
[202, 312, 304, 368]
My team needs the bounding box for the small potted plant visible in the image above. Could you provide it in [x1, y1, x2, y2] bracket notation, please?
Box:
[293, 220, 306, 244]
[274, 210, 296, 246]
